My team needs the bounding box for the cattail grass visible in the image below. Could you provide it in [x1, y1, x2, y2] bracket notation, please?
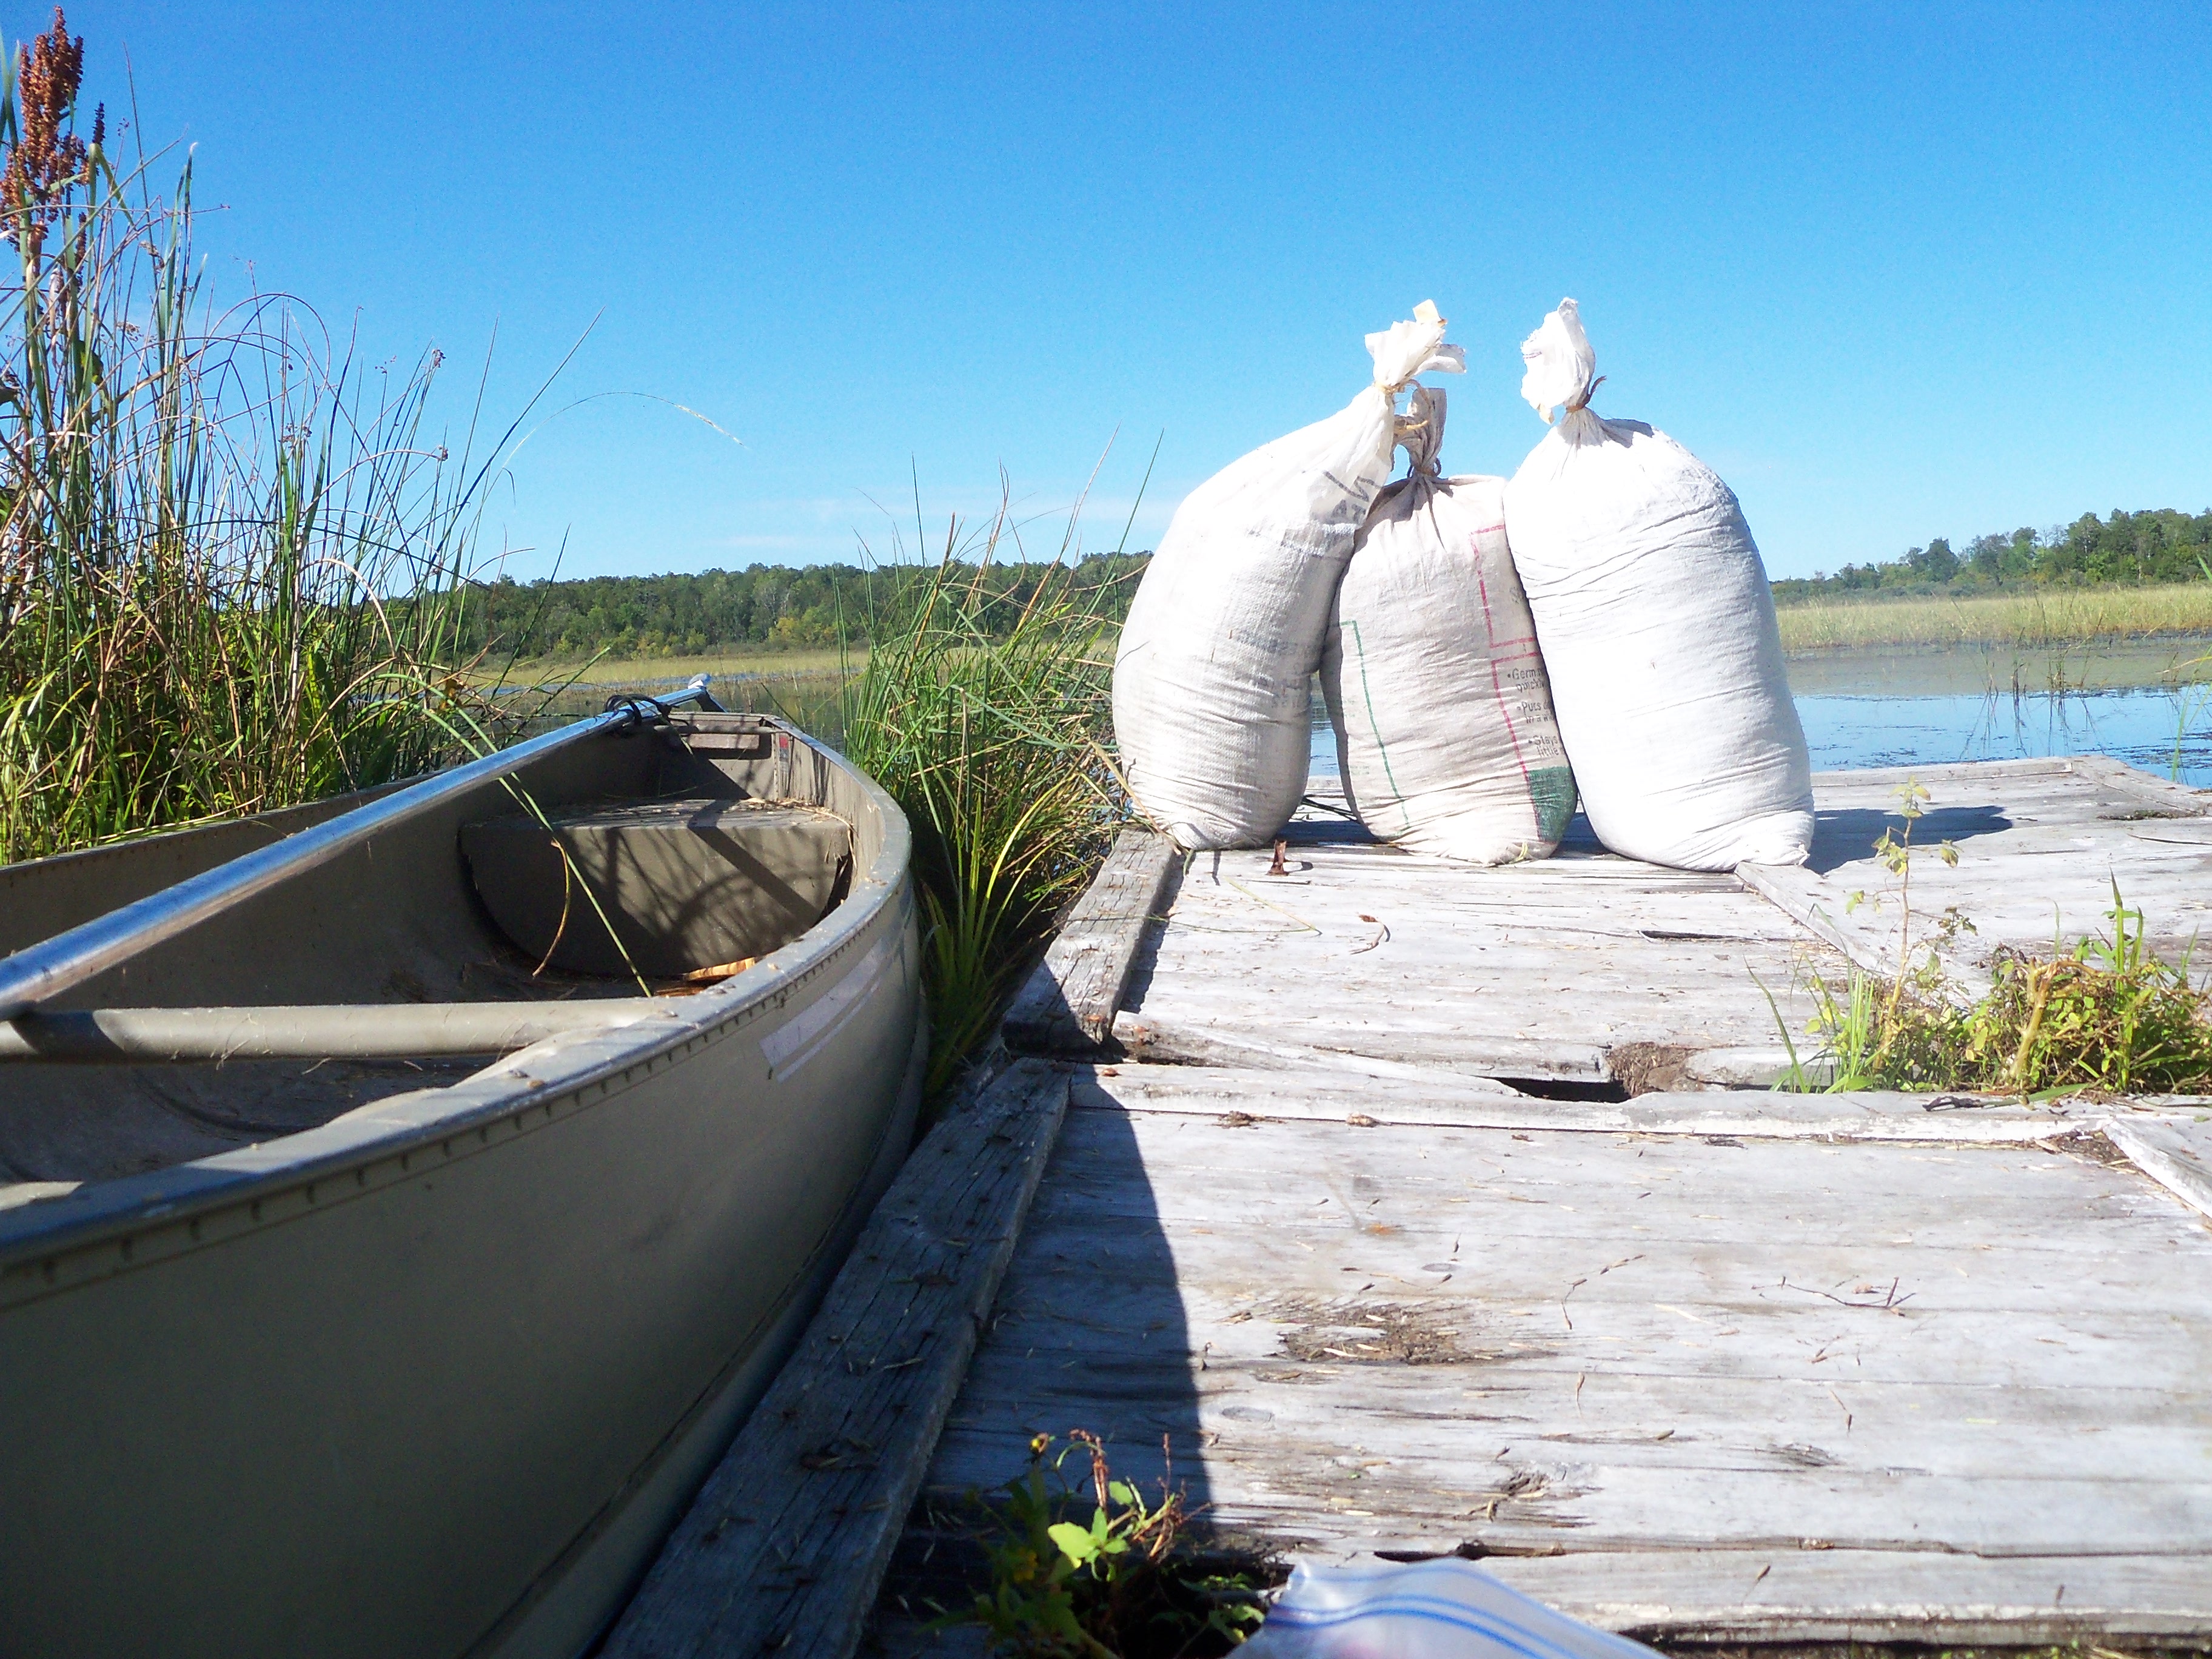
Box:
[838, 478, 1133, 1097]
[0, 14, 540, 865]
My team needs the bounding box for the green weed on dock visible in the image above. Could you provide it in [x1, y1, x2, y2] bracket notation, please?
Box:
[1773, 785, 2212, 1096]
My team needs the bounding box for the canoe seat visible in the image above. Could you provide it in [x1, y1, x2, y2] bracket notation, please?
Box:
[463, 797, 853, 978]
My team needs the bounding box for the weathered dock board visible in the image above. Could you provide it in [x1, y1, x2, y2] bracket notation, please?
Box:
[603, 1061, 1070, 1659]
[862, 758, 2212, 1651]
[1004, 828, 1181, 1052]
[903, 1064, 2212, 1644]
[1109, 761, 2212, 1092]
[1112, 819, 1845, 1092]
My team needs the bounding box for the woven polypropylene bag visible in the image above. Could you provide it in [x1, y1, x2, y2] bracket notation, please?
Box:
[1113, 305, 1464, 850]
[1324, 384, 1575, 862]
[1242, 1556, 1667, 1659]
[1501, 299, 1812, 870]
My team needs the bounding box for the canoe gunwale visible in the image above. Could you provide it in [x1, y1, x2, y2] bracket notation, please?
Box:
[0, 722, 917, 1297]
[0, 677, 722, 1023]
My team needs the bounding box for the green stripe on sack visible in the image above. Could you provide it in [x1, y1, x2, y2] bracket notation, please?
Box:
[1527, 766, 1578, 843]
[1343, 618, 1412, 835]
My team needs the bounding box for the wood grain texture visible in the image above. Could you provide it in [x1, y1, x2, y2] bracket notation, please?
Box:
[1067, 1063, 2208, 1143]
[871, 1551, 2212, 1652]
[868, 760, 2212, 1647]
[602, 1060, 1071, 1659]
[1118, 836, 1848, 1089]
[1743, 759, 2212, 994]
[1484, 1549, 2212, 1644]
[900, 1066, 2212, 1640]
[1004, 830, 1181, 1052]
[2105, 1117, 2212, 1219]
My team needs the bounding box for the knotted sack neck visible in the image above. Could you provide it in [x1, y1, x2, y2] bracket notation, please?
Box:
[1396, 383, 1446, 478]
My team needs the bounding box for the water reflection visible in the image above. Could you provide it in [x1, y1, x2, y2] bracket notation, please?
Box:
[1795, 685, 2212, 785]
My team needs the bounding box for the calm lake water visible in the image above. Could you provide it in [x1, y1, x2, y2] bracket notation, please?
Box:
[552, 638, 2212, 791]
[1310, 638, 2212, 788]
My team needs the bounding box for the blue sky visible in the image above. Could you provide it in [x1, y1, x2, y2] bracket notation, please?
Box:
[46, 2, 2212, 580]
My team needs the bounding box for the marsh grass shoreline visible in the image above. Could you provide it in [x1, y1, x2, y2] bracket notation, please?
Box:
[1776, 581, 2212, 654]
[0, 18, 563, 866]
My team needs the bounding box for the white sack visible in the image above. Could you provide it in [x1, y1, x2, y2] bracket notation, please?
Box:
[1323, 385, 1575, 862]
[1242, 1556, 1664, 1659]
[1501, 300, 1812, 870]
[1113, 304, 1465, 850]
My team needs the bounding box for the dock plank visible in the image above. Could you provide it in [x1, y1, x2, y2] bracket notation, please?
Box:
[1749, 759, 2212, 990]
[902, 1064, 2212, 1639]
[1484, 1549, 2212, 1645]
[2105, 1117, 2212, 1219]
[1069, 1065, 2208, 1142]
[603, 1060, 1071, 1659]
[1004, 830, 1181, 1052]
[1118, 839, 1847, 1089]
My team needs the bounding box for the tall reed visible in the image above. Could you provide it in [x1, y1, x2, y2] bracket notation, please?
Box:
[837, 488, 1128, 1096]
[0, 11, 519, 866]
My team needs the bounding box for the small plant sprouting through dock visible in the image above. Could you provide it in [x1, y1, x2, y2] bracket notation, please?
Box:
[1772, 782, 2212, 1096]
[935, 1431, 1272, 1657]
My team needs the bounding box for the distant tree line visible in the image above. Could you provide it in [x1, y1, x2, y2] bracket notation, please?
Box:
[1771, 508, 2212, 605]
[425, 508, 2212, 662]
[437, 552, 1152, 661]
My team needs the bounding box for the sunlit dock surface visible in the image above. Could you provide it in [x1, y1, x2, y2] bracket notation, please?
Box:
[619, 757, 2212, 1654]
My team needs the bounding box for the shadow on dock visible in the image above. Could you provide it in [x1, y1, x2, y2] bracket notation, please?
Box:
[1808, 803, 2011, 872]
[880, 1099, 1214, 1609]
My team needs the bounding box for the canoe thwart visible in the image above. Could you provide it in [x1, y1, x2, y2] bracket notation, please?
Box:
[0, 999, 675, 1064]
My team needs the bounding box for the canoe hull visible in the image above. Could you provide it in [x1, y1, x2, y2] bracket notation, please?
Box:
[0, 718, 923, 1658]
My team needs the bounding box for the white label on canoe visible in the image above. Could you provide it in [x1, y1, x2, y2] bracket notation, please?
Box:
[760, 926, 900, 1081]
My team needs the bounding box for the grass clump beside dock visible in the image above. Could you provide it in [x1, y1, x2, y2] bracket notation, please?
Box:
[1792, 898, 2212, 1097]
[1777, 786, 2212, 1096]
[1775, 581, 2212, 654]
[837, 498, 1130, 1097]
[0, 15, 531, 866]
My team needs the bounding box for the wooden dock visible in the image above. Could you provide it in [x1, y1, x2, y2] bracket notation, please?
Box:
[615, 757, 2212, 1654]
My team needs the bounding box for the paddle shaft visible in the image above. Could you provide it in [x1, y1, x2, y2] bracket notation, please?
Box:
[0, 1000, 679, 1062]
[0, 676, 718, 1023]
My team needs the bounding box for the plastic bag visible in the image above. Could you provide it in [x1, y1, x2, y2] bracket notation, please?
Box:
[1113, 305, 1464, 850]
[1500, 299, 1813, 871]
[1242, 1557, 1666, 1659]
[1323, 384, 1575, 861]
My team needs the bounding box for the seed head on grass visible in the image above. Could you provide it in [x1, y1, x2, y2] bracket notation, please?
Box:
[0, 9, 96, 255]
[1, 15, 565, 866]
